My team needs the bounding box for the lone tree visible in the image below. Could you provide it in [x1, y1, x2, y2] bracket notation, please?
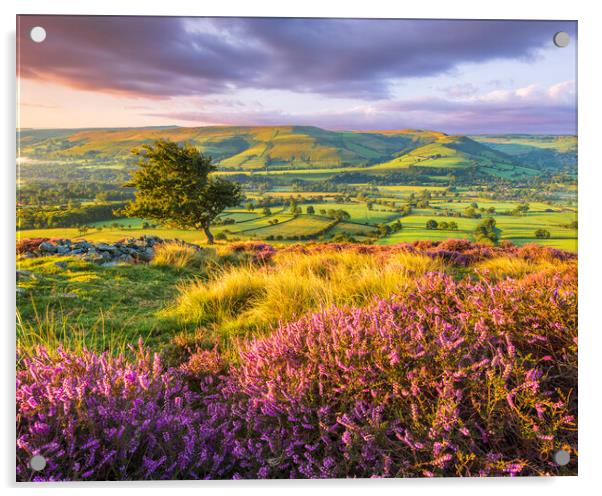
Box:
[426, 219, 438, 230]
[474, 217, 500, 245]
[122, 140, 242, 244]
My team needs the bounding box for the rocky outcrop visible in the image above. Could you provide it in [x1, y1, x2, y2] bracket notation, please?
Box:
[16, 236, 201, 265]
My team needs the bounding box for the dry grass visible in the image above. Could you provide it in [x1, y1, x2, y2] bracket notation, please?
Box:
[151, 242, 217, 270]
[474, 256, 575, 281]
[167, 250, 444, 341]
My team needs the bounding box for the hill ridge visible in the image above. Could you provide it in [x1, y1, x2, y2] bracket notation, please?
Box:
[18, 125, 568, 178]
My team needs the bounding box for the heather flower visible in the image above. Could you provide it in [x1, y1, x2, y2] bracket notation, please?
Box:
[16, 252, 577, 480]
[16, 344, 220, 481]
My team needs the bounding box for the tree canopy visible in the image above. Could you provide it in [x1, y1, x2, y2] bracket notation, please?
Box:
[474, 217, 500, 245]
[122, 140, 242, 243]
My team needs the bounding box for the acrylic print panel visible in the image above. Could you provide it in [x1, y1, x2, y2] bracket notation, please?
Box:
[16, 16, 577, 481]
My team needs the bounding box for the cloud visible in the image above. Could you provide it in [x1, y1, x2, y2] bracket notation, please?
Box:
[146, 81, 576, 134]
[18, 16, 576, 101]
[476, 81, 575, 105]
[548, 80, 576, 100]
[441, 83, 479, 98]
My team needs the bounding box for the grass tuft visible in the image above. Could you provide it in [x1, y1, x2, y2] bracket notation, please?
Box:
[151, 242, 217, 270]
[168, 250, 444, 345]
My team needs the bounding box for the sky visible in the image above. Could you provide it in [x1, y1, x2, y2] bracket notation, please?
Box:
[17, 16, 577, 134]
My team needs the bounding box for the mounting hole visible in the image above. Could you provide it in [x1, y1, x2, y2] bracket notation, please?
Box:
[30, 26, 47, 43]
[553, 449, 570, 466]
[553, 31, 570, 48]
[29, 454, 47, 471]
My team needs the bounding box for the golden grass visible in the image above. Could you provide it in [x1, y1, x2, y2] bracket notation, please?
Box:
[167, 250, 444, 341]
[474, 256, 575, 281]
[151, 242, 217, 270]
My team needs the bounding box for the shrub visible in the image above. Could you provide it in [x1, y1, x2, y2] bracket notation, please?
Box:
[227, 268, 577, 478]
[16, 241, 578, 480]
[474, 217, 499, 245]
[223, 242, 276, 264]
[16, 238, 49, 255]
[16, 343, 218, 481]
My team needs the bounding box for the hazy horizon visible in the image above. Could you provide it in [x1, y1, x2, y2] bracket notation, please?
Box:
[16, 123, 577, 136]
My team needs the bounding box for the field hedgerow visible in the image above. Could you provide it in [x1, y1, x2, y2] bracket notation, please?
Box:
[17, 260, 577, 480]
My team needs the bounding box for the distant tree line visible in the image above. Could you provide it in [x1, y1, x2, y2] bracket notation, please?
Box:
[17, 202, 126, 230]
[425, 219, 459, 231]
[18, 182, 135, 206]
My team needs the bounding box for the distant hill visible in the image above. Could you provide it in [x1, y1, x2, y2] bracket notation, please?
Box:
[470, 135, 577, 173]
[17, 125, 573, 178]
[19, 126, 418, 169]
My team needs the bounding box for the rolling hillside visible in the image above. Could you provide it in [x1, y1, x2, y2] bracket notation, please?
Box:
[470, 134, 577, 173]
[19, 126, 419, 170]
[17, 125, 561, 179]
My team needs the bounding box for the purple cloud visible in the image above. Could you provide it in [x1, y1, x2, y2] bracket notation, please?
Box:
[146, 81, 576, 134]
[18, 16, 576, 100]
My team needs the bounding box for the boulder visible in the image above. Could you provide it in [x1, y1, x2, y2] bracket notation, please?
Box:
[135, 247, 154, 262]
[17, 236, 179, 266]
[38, 241, 57, 253]
[116, 254, 135, 264]
[83, 253, 104, 264]
[96, 243, 117, 253]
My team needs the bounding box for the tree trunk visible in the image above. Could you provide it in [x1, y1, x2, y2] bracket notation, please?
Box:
[202, 224, 214, 245]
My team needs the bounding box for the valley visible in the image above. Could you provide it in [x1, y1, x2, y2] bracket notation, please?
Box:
[17, 125, 577, 252]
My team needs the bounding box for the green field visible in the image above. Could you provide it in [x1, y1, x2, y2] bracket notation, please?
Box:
[246, 215, 334, 239]
[17, 126, 578, 252]
[19, 198, 578, 252]
[91, 217, 146, 228]
[301, 202, 399, 225]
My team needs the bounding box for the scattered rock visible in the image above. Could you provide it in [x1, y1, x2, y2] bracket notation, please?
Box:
[54, 261, 68, 269]
[83, 254, 105, 264]
[16, 287, 27, 295]
[96, 243, 117, 253]
[115, 254, 135, 264]
[38, 241, 57, 253]
[15, 236, 203, 266]
[136, 247, 154, 262]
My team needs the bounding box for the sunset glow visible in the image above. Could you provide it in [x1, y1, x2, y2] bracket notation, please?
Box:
[18, 16, 576, 133]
